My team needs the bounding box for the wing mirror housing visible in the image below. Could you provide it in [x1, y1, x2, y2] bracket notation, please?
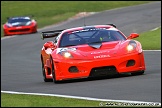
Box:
[43, 41, 56, 49]
[127, 33, 139, 39]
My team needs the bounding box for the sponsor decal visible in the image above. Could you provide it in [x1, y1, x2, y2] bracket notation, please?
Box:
[71, 28, 106, 34]
[94, 54, 110, 58]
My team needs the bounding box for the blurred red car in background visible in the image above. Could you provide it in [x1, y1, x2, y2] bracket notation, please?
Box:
[3, 16, 37, 36]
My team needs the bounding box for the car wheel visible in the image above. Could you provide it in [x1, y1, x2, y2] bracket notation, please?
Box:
[42, 59, 52, 82]
[131, 70, 145, 76]
[51, 57, 57, 83]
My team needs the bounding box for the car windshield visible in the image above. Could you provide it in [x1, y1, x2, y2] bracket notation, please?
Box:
[59, 28, 126, 47]
[8, 17, 31, 23]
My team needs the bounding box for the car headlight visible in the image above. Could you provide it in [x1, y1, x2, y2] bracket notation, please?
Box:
[127, 44, 134, 51]
[60, 51, 73, 58]
[127, 41, 137, 52]
[6, 23, 12, 28]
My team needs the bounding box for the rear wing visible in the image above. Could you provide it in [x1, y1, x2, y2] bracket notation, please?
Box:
[41, 30, 64, 40]
[107, 24, 116, 28]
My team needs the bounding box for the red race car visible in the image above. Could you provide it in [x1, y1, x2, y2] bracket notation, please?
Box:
[3, 16, 37, 36]
[40, 24, 146, 83]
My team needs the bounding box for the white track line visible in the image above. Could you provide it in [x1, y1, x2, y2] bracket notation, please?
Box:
[150, 26, 161, 31]
[143, 50, 161, 51]
[1, 90, 161, 106]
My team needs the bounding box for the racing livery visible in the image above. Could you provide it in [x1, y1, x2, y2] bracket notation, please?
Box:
[40, 24, 146, 83]
[3, 16, 37, 36]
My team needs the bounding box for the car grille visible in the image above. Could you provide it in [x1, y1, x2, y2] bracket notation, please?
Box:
[9, 28, 30, 33]
[89, 66, 117, 77]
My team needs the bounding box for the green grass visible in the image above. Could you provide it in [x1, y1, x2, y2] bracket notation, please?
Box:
[0, 93, 108, 107]
[1, 93, 160, 107]
[1, 1, 151, 37]
[1, 93, 92, 107]
[135, 27, 161, 50]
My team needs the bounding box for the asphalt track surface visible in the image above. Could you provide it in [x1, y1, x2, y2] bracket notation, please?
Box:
[1, 2, 161, 103]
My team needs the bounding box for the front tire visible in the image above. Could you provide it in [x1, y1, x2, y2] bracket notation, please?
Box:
[51, 56, 57, 83]
[42, 60, 52, 82]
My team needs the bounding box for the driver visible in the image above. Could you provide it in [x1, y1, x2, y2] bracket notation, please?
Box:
[100, 36, 110, 41]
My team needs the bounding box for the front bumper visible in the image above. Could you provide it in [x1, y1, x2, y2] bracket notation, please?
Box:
[52, 52, 145, 81]
[4, 26, 37, 36]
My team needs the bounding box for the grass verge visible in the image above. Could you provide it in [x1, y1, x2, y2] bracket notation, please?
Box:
[1, 1, 151, 37]
[1, 93, 160, 107]
[135, 27, 161, 50]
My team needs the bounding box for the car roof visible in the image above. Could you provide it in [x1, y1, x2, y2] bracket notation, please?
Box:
[8, 16, 31, 20]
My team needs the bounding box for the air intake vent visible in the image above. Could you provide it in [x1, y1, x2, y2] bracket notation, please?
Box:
[89, 66, 117, 77]
[126, 60, 135, 67]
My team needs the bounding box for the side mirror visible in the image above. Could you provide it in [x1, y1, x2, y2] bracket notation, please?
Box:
[44, 43, 51, 49]
[127, 33, 139, 39]
[43, 41, 56, 49]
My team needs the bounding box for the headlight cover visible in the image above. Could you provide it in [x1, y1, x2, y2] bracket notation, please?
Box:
[6, 23, 12, 28]
[60, 51, 73, 58]
[127, 40, 137, 52]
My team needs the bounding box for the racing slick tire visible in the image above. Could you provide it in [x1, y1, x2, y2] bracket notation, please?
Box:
[131, 70, 145, 76]
[50, 56, 57, 83]
[41, 58, 53, 82]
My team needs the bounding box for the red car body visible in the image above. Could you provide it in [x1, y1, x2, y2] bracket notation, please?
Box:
[41, 24, 146, 83]
[3, 16, 37, 36]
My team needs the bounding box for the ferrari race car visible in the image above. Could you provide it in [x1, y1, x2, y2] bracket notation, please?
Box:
[41, 24, 146, 83]
[3, 16, 37, 36]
